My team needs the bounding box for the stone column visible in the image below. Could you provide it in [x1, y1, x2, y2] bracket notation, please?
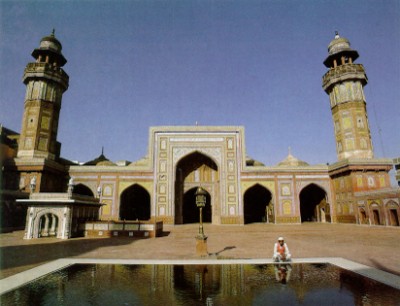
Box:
[41, 214, 50, 237]
[61, 207, 71, 239]
[49, 214, 57, 236]
[24, 207, 35, 239]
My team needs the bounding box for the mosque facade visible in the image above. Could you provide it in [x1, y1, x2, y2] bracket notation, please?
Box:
[1, 32, 399, 237]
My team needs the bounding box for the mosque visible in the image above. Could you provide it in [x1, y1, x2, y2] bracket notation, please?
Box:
[1, 31, 399, 238]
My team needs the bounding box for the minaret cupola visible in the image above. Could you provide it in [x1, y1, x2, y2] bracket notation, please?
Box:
[323, 31, 359, 68]
[31, 30, 67, 67]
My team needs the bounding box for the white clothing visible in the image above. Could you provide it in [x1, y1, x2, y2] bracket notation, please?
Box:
[273, 242, 291, 262]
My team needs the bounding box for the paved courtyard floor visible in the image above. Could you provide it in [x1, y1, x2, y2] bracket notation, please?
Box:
[1, 223, 399, 280]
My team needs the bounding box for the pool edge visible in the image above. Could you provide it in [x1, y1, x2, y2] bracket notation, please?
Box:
[1, 257, 399, 295]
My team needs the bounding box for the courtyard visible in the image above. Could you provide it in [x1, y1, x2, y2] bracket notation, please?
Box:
[1, 223, 399, 280]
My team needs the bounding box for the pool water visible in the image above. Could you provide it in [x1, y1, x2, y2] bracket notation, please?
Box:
[1, 263, 399, 305]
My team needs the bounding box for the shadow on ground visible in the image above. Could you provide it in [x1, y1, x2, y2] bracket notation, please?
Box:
[369, 258, 400, 276]
[0, 234, 150, 279]
[209, 246, 236, 256]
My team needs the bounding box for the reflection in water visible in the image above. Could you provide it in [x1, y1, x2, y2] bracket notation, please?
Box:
[2, 264, 400, 305]
[274, 264, 292, 284]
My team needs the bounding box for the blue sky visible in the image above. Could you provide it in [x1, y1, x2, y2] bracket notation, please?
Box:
[1, 1, 399, 175]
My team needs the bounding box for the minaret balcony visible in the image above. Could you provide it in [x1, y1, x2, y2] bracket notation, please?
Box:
[23, 62, 69, 90]
[322, 64, 367, 92]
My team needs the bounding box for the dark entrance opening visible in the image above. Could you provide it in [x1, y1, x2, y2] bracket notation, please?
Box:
[39, 213, 58, 237]
[120, 184, 150, 220]
[389, 209, 399, 226]
[183, 187, 211, 223]
[175, 151, 218, 224]
[300, 184, 327, 222]
[372, 210, 380, 225]
[243, 184, 273, 224]
[74, 184, 94, 197]
[359, 208, 367, 224]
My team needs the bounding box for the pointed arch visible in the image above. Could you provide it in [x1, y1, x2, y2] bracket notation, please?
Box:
[299, 183, 329, 223]
[119, 184, 151, 221]
[358, 207, 368, 224]
[175, 151, 218, 224]
[32, 209, 64, 239]
[370, 203, 381, 225]
[176, 151, 218, 178]
[298, 182, 329, 196]
[243, 183, 273, 224]
[74, 183, 94, 196]
[385, 201, 399, 226]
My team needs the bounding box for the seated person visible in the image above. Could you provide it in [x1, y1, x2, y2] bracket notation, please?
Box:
[273, 237, 291, 262]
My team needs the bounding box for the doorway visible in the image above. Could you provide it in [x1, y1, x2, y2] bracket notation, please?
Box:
[175, 152, 218, 224]
[299, 184, 328, 222]
[243, 184, 273, 224]
[120, 184, 151, 220]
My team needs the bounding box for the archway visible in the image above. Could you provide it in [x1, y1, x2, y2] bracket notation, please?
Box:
[243, 184, 273, 224]
[372, 209, 380, 225]
[120, 184, 151, 221]
[74, 184, 94, 196]
[359, 208, 368, 224]
[183, 187, 211, 223]
[389, 209, 399, 226]
[299, 184, 328, 222]
[386, 201, 400, 226]
[38, 213, 58, 237]
[175, 152, 218, 224]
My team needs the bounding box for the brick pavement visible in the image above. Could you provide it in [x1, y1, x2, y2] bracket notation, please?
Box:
[1, 223, 399, 280]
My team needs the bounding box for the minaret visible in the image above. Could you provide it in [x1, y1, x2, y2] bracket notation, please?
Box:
[322, 32, 373, 161]
[17, 30, 69, 160]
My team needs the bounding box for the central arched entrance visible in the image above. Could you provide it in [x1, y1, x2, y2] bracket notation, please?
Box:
[120, 184, 151, 221]
[299, 184, 329, 222]
[175, 152, 218, 224]
[243, 184, 273, 224]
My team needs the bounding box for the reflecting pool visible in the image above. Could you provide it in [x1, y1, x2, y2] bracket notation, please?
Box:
[1, 263, 399, 305]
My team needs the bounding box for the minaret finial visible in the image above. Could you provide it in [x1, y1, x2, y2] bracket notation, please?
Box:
[51, 29, 55, 36]
[334, 31, 339, 39]
[101, 146, 104, 155]
[288, 146, 292, 156]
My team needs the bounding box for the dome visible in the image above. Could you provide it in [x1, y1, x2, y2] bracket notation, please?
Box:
[246, 155, 265, 166]
[327, 32, 352, 55]
[96, 160, 116, 166]
[129, 155, 149, 167]
[31, 30, 67, 66]
[39, 31, 63, 53]
[83, 148, 115, 166]
[323, 32, 359, 67]
[276, 150, 309, 167]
